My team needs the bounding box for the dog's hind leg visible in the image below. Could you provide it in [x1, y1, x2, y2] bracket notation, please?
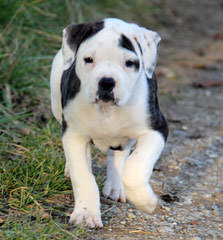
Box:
[103, 139, 135, 202]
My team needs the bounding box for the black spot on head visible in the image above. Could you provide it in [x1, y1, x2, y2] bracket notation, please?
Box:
[61, 60, 81, 108]
[66, 21, 104, 52]
[147, 73, 168, 141]
[119, 34, 136, 54]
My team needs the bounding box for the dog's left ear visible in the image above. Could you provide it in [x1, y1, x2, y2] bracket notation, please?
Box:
[134, 27, 161, 79]
[62, 21, 104, 70]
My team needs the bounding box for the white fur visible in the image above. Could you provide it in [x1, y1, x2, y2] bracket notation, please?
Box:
[105, 18, 161, 78]
[122, 131, 165, 212]
[50, 49, 63, 123]
[103, 139, 136, 202]
[75, 28, 143, 106]
[50, 18, 164, 228]
[62, 131, 102, 228]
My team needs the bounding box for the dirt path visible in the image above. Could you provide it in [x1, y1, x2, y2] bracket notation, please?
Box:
[86, 1, 223, 239]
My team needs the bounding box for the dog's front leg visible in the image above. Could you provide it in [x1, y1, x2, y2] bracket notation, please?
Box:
[62, 130, 102, 228]
[122, 130, 165, 213]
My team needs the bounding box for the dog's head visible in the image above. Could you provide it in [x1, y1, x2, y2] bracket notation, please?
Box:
[62, 18, 161, 106]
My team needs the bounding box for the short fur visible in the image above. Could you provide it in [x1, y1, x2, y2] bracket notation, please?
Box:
[50, 18, 168, 228]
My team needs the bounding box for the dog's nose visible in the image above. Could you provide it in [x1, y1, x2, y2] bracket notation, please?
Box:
[97, 77, 115, 102]
[98, 77, 115, 92]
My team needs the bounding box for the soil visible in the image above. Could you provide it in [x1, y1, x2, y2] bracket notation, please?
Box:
[84, 1, 223, 239]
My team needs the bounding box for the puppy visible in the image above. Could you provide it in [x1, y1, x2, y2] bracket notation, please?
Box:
[50, 18, 168, 228]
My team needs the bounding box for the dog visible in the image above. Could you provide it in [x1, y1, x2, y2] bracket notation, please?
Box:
[50, 18, 168, 228]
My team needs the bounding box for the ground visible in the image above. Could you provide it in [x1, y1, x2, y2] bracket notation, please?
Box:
[0, 0, 223, 239]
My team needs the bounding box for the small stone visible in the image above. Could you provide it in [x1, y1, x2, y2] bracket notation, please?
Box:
[189, 237, 201, 240]
[158, 226, 174, 233]
[182, 125, 188, 130]
[120, 221, 126, 225]
[127, 212, 136, 219]
[202, 209, 210, 215]
[184, 197, 192, 205]
[208, 153, 218, 158]
[212, 210, 219, 216]
[136, 226, 144, 230]
[161, 206, 170, 211]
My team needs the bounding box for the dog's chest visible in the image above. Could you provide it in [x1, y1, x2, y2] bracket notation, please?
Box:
[64, 99, 149, 151]
[89, 108, 130, 150]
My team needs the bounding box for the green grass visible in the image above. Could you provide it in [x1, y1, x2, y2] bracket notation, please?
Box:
[0, 0, 164, 238]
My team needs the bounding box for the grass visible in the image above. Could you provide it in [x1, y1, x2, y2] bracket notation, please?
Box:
[0, 0, 164, 238]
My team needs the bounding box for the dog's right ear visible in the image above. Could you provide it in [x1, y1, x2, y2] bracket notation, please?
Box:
[62, 21, 104, 70]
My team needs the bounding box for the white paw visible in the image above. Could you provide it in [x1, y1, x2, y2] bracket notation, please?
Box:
[69, 209, 103, 228]
[103, 180, 126, 202]
[124, 184, 158, 213]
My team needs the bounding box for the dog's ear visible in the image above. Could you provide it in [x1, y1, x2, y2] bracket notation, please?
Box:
[105, 19, 161, 79]
[62, 21, 104, 70]
[134, 27, 161, 79]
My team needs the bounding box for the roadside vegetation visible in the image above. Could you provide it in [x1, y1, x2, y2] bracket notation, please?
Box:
[0, 0, 163, 239]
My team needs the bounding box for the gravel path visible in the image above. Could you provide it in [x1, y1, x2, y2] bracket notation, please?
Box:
[87, 1, 223, 239]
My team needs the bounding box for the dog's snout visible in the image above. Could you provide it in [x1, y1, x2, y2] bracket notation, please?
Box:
[98, 77, 115, 92]
[97, 77, 115, 102]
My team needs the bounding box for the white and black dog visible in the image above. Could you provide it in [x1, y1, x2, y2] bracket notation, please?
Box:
[50, 18, 168, 228]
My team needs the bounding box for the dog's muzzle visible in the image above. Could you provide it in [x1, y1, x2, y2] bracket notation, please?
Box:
[97, 77, 115, 102]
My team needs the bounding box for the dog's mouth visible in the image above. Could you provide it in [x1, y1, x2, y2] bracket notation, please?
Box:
[95, 89, 116, 104]
[98, 91, 114, 102]
[94, 95, 118, 106]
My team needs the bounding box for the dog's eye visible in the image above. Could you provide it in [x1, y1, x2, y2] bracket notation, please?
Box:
[125, 60, 134, 68]
[84, 57, 93, 64]
[125, 60, 139, 71]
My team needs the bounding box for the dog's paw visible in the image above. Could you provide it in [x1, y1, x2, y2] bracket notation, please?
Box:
[103, 180, 126, 202]
[124, 184, 158, 213]
[69, 209, 103, 228]
[133, 193, 157, 213]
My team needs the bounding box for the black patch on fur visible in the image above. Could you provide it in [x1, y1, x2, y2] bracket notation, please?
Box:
[62, 114, 67, 134]
[109, 145, 123, 151]
[66, 21, 104, 53]
[61, 60, 81, 108]
[147, 73, 168, 141]
[60, 21, 104, 109]
[119, 34, 136, 54]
